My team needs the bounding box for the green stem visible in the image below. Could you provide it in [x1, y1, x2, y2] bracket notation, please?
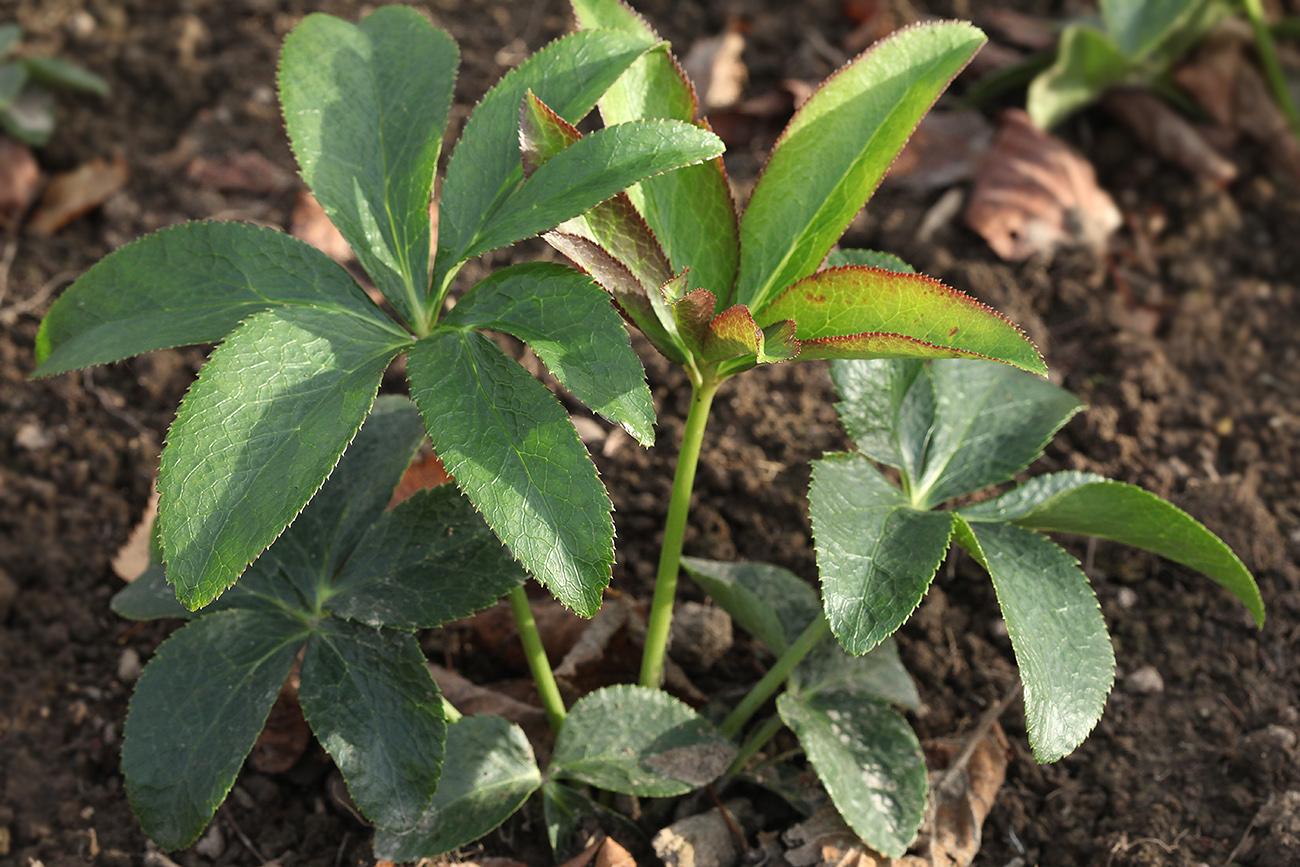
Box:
[639, 378, 720, 688]
[719, 614, 831, 738]
[725, 713, 785, 777]
[508, 584, 566, 733]
[1243, 0, 1300, 139]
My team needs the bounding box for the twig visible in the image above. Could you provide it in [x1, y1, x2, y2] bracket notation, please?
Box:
[222, 810, 268, 863]
[0, 267, 76, 318]
[333, 831, 351, 867]
[1223, 808, 1262, 866]
[935, 680, 1023, 795]
[0, 234, 18, 307]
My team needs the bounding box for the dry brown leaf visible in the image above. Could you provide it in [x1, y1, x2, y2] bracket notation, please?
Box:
[111, 488, 159, 583]
[464, 598, 587, 670]
[248, 677, 312, 774]
[428, 663, 554, 762]
[964, 109, 1121, 260]
[843, 0, 896, 54]
[783, 804, 888, 867]
[0, 137, 41, 227]
[27, 153, 128, 237]
[290, 189, 355, 263]
[186, 150, 289, 194]
[682, 27, 748, 110]
[914, 722, 1011, 867]
[885, 109, 993, 193]
[388, 448, 452, 508]
[1101, 89, 1237, 186]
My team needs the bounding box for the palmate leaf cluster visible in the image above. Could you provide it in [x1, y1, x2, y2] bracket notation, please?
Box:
[33, 6, 726, 619]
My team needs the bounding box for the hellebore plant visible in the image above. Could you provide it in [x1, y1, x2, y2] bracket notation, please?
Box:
[0, 22, 109, 145]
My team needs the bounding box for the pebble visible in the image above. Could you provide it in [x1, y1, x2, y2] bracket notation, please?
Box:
[1126, 664, 1164, 694]
[194, 824, 224, 860]
[1115, 587, 1139, 609]
[670, 602, 733, 669]
[653, 799, 756, 867]
[117, 648, 142, 682]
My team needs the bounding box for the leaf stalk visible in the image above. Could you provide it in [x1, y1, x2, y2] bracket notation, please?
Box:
[508, 584, 567, 732]
[719, 613, 830, 738]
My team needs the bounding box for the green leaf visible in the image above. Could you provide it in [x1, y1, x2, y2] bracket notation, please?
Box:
[121, 609, 309, 850]
[541, 780, 644, 862]
[966, 473, 1264, 627]
[0, 88, 54, 145]
[1026, 24, 1129, 129]
[1101, 0, 1216, 59]
[0, 62, 26, 109]
[255, 395, 427, 609]
[825, 249, 915, 272]
[550, 685, 736, 797]
[791, 638, 921, 710]
[777, 692, 927, 858]
[810, 454, 954, 654]
[445, 262, 655, 445]
[280, 7, 457, 327]
[436, 29, 655, 275]
[373, 716, 542, 860]
[756, 267, 1045, 375]
[461, 119, 724, 261]
[298, 620, 445, 832]
[327, 486, 527, 629]
[680, 557, 821, 656]
[955, 518, 1114, 762]
[911, 359, 1083, 508]
[23, 55, 109, 95]
[830, 358, 933, 484]
[33, 222, 388, 377]
[112, 565, 196, 621]
[158, 307, 408, 609]
[407, 330, 613, 617]
[0, 25, 21, 60]
[735, 22, 986, 312]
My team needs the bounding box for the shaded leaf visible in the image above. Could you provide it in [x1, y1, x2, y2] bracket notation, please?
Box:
[407, 330, 612, 617]
[778, 691, 927, 858]
[33, 222, 384, 377]
[810, 454, 954, 655]
[792, 637, 921, 710]
[736, 22, 986, 312]
[1026, 24, 1128, 129]
[121, 609, 309, 849]
[954, 518, 1114, 762]
[551, 685, 736, 797]
[280, 7, 456, 326]
[23, 55, 110, 95]
[299, 620, 445, 831]
[444, 262, 655, 445]
[680, 556, 820, 655]
[157, 308, 408, 609]
[374, 715, 542, 860]
[830, 358, 933, 484]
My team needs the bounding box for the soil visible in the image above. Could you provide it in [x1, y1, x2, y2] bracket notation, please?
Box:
[1, 1, 1298, 866]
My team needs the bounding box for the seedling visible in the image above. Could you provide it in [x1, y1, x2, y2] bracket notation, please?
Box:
[0, 23, 109, 145]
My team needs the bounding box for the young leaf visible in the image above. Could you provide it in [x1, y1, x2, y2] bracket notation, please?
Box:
[954, 518, 1114, 762]
[32, 223, 385, 378]
[373, 715, 542, 860]
[777, 691, 927, 858]
[158, 308, 410, 609]
[121, 609, 310, 850]
[757, 267, 1045, 376]
[279, 7, 457, 327]
[298, 620, 446, 832]
[680, 557, 821, 656]
[791, 638, 921, 709]
[964, 473, 1264, 627]
[444, 262, 655, 445]
[407, 330, 613, 617]
[550, 685, 737, 797]
[1101, 0, 1215, 59]
[436, 29, 655, 276]
[911, 359, 1083, 508]
[1026, 24, 1128, 130]
[735, 22, 986, 312]
[24, 55, 110, 96]
[810, 453, 954, 655]
[570, 0, 740, 299]
[830, 358, 933, 482]
[460, 119, 724, 261]
[326, 486, 528, 629]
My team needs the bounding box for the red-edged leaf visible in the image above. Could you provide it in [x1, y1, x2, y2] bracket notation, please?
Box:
[758, 319, 800, 363]
[758, 265, 1044, 374]
[520, 90, 582, 176]
[701, 304, 761, 361]
[670, 287, 717, 352]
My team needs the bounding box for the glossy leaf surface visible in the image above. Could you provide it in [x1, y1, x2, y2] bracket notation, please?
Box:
[299, 620, 445, 831]
[121, 609, 308, 849]
[33, 223, 382, 377]
[955, 518, 1114, 762]
[550, 685, 736, 796]
[408, 330, 612, 616]
[374, 716, 541, 859]
[280, 7, 456, 325]
[158, 308, 408, 609]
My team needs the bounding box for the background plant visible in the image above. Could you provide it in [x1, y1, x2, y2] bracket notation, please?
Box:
[0, 22, 109, 145]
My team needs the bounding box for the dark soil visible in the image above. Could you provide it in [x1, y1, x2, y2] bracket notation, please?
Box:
[2, 1, 1297, 866]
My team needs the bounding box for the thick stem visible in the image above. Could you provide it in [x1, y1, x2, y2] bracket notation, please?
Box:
[639, 378, 720, 688]
[725, 713, 785, 777]
[508, 584, 566, 733]
[719, 614, 831, 738]
[1243, 0, 1300, 138]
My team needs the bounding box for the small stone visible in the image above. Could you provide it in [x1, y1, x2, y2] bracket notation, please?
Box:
[570, 415, 606, 445]
[669, 602, 733, 669]
[117, 648, 142, 682]
[13, 422, 53, 451]
[1126, 665, 1164, 694]
[1116, 587, 1139, 609]
[653, 799, 756, 867]
[194, 824, 224, 860]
